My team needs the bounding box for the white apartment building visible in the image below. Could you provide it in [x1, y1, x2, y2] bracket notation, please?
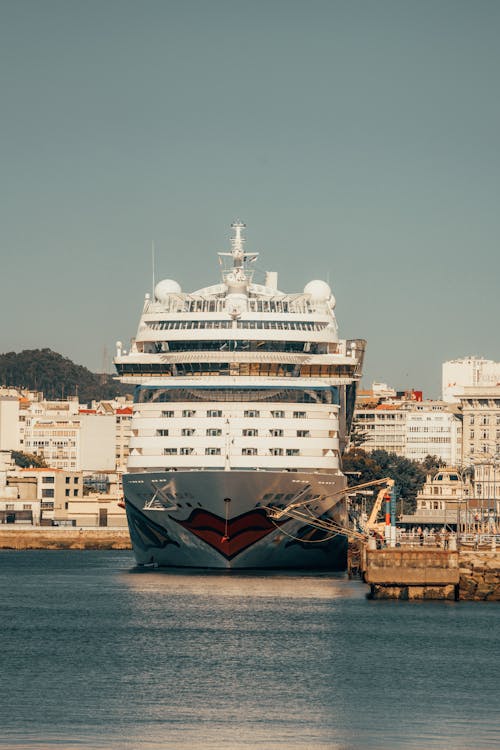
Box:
[0, 391, 20, 450]
[353, 400, 462, 464]
[443, 357, 500, 403]
[23, 413, 116, 472]
[0, 391, 132, 473]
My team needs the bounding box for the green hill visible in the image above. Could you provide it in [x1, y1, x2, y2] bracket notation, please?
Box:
[0, 348, 132, 404]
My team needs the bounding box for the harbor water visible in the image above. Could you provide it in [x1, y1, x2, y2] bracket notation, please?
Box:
[0, 550, 499, 749]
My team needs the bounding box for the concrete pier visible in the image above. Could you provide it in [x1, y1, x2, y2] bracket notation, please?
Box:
[358, 544, 500, 600]
[0, 527, 132, 550]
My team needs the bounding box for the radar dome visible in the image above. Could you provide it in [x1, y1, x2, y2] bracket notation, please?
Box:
[154, 279, 182, 302]
[304, 280, 331, 301]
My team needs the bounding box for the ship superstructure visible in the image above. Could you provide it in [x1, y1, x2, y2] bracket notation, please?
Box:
[115, 222, 365, 568]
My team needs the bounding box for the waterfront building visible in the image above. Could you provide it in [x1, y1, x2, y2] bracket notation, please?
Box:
[353, 389, 462, 464]
[442, 356, 500, 403]
[400, 467, 472, 527]
[0, 466, 83, 525]
[52, 472, 127, 528]
[457, 385, 500, 525]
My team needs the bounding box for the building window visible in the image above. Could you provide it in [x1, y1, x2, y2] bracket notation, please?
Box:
[242, 448, 257, 456]
[162, 411, 174, 418]
[73, 490, 78, 496]
[182, 410, 196, 418]
[180, 447, 194, 455]
[65, 489, 70, 497]
[297, 430, 310, 437]
[23, 504, 32, 510]
[42, 476, 54, 484]
[164, 448, 178, 455]
[207, 410, 222, 418]
[206, 429, 222, 436]
[244, 410, 260, 418]
[74, 477, 78, 484]
[205, 447, 221, 455]
[42, 489, 54, 498]
[293, 411, 306, 419]
[242, 429, 258, 437]
[182, 428, 195, 436]
[286, 449, 300, 456]
[270, 429, 283, 437]
[271, 410, 285, 418]
[269, 448, 283, 456]
[157, 429, 169, 436]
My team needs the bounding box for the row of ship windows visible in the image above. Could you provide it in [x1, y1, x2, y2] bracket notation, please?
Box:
[152, 300, 314, 314]
[119, 363, 350, 377]
[159, 409, 307, 418]
[142, 341, 329, 354]
[156, 428, 312, 437]
[136, 387, 338, 405]
[146, 320, 329, 331]
[163, 448, 302, 456]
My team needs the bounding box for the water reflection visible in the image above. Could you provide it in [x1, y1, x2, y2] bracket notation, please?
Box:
[1, 552, 499, 750]
[123, 566, 367, 600]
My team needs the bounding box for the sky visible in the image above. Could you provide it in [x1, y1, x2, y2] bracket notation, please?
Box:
[1, 0, 499, 398]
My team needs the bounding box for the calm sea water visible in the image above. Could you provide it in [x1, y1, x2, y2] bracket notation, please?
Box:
[0, 550, 498, 750]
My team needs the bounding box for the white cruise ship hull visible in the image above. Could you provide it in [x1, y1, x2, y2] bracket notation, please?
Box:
[123, 470, 348, 570]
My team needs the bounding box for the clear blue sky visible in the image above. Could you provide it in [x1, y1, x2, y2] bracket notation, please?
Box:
[1, 0, 499, 397]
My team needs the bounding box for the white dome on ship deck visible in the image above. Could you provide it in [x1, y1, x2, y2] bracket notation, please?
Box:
[304, 280, 331, 301]
[155, 279, 182, 302]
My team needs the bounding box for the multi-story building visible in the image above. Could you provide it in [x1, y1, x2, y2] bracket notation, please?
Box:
[0, 390, 20, 450]
[53, 472, 127, 528]
[0, 466, 83, 525]
[400, 468, 472, 527]
[458, 385, 500, 521]
[353, 392, 462, 464]
[443, 357, 500, 403]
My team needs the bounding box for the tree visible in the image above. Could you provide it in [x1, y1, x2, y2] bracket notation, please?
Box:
[12, 451, 47, 468]
[342, 448, 427, 513]
[422, 454, 446, 473]
[0, 348, 133, 403]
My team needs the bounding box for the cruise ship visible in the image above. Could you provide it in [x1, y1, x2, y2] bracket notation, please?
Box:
[115, 222, 365, 569]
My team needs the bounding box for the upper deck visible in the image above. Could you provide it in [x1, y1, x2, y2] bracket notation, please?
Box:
[114, 222, 365, 384]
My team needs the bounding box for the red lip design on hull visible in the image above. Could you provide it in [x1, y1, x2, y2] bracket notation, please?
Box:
[174, 508, 282, 560]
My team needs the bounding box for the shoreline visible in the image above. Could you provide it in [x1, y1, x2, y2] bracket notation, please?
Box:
[0, 527, 132, 550]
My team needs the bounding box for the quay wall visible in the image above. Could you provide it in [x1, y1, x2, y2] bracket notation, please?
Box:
[361, 546, 500, 601]
[459, 550, 500, 601]
[0, 527, 132, 550]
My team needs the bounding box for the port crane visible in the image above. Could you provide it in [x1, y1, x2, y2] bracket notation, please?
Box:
[264, 477, 395, 541]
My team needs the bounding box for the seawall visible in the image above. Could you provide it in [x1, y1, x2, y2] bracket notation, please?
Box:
[360, 545, 500, 601]
[0, 527, 132, 550]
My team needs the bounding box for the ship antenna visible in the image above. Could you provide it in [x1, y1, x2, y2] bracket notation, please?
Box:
[231, 220, 246, 267]
[152, 240, 156, 297]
